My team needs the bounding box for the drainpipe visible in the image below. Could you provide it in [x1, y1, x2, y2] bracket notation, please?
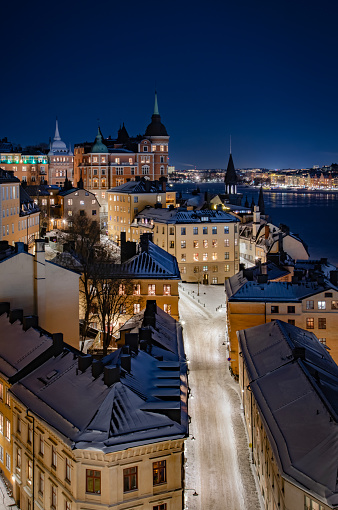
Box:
[26, 410, 35, 510]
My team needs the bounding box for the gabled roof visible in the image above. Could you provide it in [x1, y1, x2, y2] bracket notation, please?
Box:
[135, 207, 239, 225]
[238, 320, 338, 506]
[108, 179, 165, 194]
[224, 153, 238, 184]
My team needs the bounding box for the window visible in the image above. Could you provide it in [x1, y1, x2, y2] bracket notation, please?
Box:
[181, 254, 186, 262]
[134, 303, 141, 314]
[38, 471, 44, 495]
[67, 199, 73, 205]
[51, 485, 57, 509]
[66, 502, 71, 510]
[17, 416, 21, 434]
[163, 285, 171, 296]
[203, 239, 208, 248]
[28, 424, 32, 443]
[16, 447, 21, 470]
[65, 458, 71, 483]
[212, 277, 218, 284]
[153, 505, 167, 510]
[0, 414, 4, 434]
[119, 284, 125, 296]
[123, 466, 138, 492]
[212, 253, 217, 261]
[133, 284, 140, 295]
[169, 227, 174, 235]
[288, 306, 295, 313]
[306, 317, 314, 329]
[225, 264, 230, 272]
[213, 265, 218, 272]
[288, 319, 295, 325]
[181, 227, 186, 235]
[193, 241, 199, 248]
[271, 306, 279, 313]
[318, 301, 326, 310]
[27, 459, 33, 485]
[153, 460, 166, 485]
[193, 253, 199, 261]
[181, 266, 186, 274]
[212, 239, 218, 247]
[134, 196, 138, 203]
[148, 284, 156, 295]
[203, 226, 208, 234]
[5, 389, 10, 406]
[143, 145, 148, 152]
[86, 469, 101, 493]
[0, 383, 3, 401]
[193, 227, 198, 235]
[224, 226, 229, 234]
[306, 300, 314, 310]
[169, 241, 174, 248]
[193, 266, 199, 273]
[203, 265, 208, 272]
[224, 252, 229, 260]
[181, 240, 186, 249]
[318, 338, 326, 345]
[52, 446, 57, 468]
[332, 300, 338, 309]
[5, 419, 10, 441]
[6, 453, 10, 471]
[68, 210, 72, 217]
[212, 226, 217, 234]
[164, 304, 171, 315]
[318, 318, 326, 329]
[0, 446, 3, 463]
[203, 253, 208, 261]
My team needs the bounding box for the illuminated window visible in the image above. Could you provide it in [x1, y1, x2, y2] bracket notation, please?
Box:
[160, 145, 164, 152]
[170, 241, 174, 248]
[332, 300, 338, 309]
[224, 252, 229, 260]
[203, 253, 208, 261]
[5, 420, 10, 441]
[212, 277, 218, 284]
[134, 303, 141, 314]
[86, 469, 101, 494]
[203, 239, 208, 248]
[152, 145, 156, 152]
[203, 265, 208, 272]
[52, 446, 57, 468]
[153, 460, 166, 485]
[306, 317, 314, 329]
[224, 264, 230, 272]
[212, 239, 218, 247]
[0, 383, 3, 401]
[193, 240, 199, 248]
[193, 253, 199, 261]
[66, 458, 71, 483]
[318, 301, 326, 310]
[119, 284, 125, 295]
[123, 466, 138, 492]
[213, 265, 218, 272]
[163, 304, 171, 315]
[212, 253, 217, 261]
[306, 300, 314, 310]
[181, 240, 186, 249]
[181, 266, 186, 274]
[5, 389, 10, 407]
[181, 254, 186, 261]
[318, 338, 326, 345]
[148, 284, 156, 295]
[133, 284, 140, 295]
[163, 285, 171, 296]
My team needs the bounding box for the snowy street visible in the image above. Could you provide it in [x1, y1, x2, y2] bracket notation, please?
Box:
[179, 284, 262, 510]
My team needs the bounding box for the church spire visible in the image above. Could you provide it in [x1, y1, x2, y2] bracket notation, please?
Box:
[154, 90, 159, 115]
[54, 117, 61, 141]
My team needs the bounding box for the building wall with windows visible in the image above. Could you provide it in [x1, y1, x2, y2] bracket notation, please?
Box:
[226, 276, 338, 376]
[0, 153, 48, 185]
[132, 208, 240, 284]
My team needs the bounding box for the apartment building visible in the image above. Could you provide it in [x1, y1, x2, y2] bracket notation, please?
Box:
[0, 300, 187, 510]
[0, 152, 48, 185]
[238, 320, 338, 510]
[225, 267, 338, 376]
[107, 178, 176, 242]
[131, 207, 240, 284]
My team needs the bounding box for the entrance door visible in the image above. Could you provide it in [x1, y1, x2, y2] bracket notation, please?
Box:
[203, 273, 209, 284]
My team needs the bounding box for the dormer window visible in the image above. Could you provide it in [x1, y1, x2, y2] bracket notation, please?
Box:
[143, 146, 148, 152]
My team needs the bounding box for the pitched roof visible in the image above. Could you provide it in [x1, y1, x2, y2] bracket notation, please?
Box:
[224, 153, 238, 184]
[108, 179, 165, 194]
[135, 207, 239, 225]
[238, 320, 338, 507]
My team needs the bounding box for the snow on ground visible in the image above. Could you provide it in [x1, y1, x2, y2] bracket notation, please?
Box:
[179, 283, 263, 510]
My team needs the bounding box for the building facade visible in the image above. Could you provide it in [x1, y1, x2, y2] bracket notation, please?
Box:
[0, 152, 48, 185]
[48, 119, 74, 186]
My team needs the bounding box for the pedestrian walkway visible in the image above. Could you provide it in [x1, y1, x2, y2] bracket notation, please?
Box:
[0, 472, 17, 510]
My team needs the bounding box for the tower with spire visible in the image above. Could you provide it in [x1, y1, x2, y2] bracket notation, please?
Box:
[48, 118, 74, 187]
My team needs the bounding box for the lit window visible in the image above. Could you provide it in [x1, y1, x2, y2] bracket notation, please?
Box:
[181, 266, 186, 274]
[163, 304, 171, 315]
[203, 253, 208, 261]
[318, 338, 326, 345]
[213, 265, 218, 272]
[212, 239, 218, 247]
[27, 459, 33, 485]
[224, 252, 229, 260]
[67, 199, 73, 205]
[152, 145, 156, 152]
[318, 301, 326, 310]
[203, 265, 208, 272]
[5, 389, 9, 407]
[271, 306, 279, 313]
[306, 317, 314, 329]
[212, 277, 218, 284]
[153, 460, 166, 485]
[193, 253, 199, 261]
[148, 284, 156, 295]
[51, 485, 57, 509]
[119, 284, 125, 296]
[181, 240, 186, 249]
[133, 284, 140, 295]
[181, 254, 186, 261]
[123, 466, 138, 492]
[5, 420, 10, 441]
[66, 458, 71, 483]
[52, 446, 57, 468]
[134, 303, 141, 314]
[203, 239, 208, 248]
[306, 300, 314, 310]
[160, 145, 164, 152]
[163, 285, 171, 296]
[193, 241, 199, 248]
[86, 469, 101, 494]
[212, 253, 217, 261]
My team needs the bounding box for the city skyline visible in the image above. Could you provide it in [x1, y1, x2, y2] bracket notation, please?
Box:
[2, 0, 338, 169]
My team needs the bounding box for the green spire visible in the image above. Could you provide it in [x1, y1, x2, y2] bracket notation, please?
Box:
[154, 91, 159, 115]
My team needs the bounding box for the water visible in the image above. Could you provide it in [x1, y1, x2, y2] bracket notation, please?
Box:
[170, 182, 338, 266]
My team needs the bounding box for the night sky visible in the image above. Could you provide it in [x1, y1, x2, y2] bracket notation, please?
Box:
[2, 0, 338, 170]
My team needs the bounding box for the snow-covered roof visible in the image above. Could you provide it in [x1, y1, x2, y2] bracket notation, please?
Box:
[4, 305, 187, 453]
[226, 272, 335, 302]
[238, 320, 338, 507]
[108, 179, 165, 194]
[136, 207, 239, 225]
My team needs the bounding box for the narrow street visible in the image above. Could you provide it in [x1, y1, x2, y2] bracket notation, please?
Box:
[179, 284, 262, 510]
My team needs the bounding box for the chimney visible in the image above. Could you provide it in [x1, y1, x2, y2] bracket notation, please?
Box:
[34, 239, 46, 330]
[78, 354, 92, 372]
[9, 309, 23, 324]
[143, 300, 156, 328]
[140, 233, 153, 253]
[0, 302, 10, 316]
[330, 271, 338, 287]
[92, 359, 104, 378]
[22, 315, 38, 331]
[125, 333, 139, 353]
[252, 206, 260, 238]
[257, 274, 268, 284]
[265, 225, 269, 239]
[120, 354, 131, 372]
[52, 333, 63, 356]
[104, 365, 120, 386]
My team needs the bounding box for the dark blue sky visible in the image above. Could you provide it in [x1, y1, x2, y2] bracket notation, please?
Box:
[2, 0, 338, 169]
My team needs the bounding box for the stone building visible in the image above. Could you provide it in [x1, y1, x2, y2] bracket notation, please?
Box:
[48, 119, 74, 186]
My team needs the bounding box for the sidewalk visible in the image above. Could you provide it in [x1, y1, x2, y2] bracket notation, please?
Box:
[179, 282, 227, 313]
[0, 473, 17, 510]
